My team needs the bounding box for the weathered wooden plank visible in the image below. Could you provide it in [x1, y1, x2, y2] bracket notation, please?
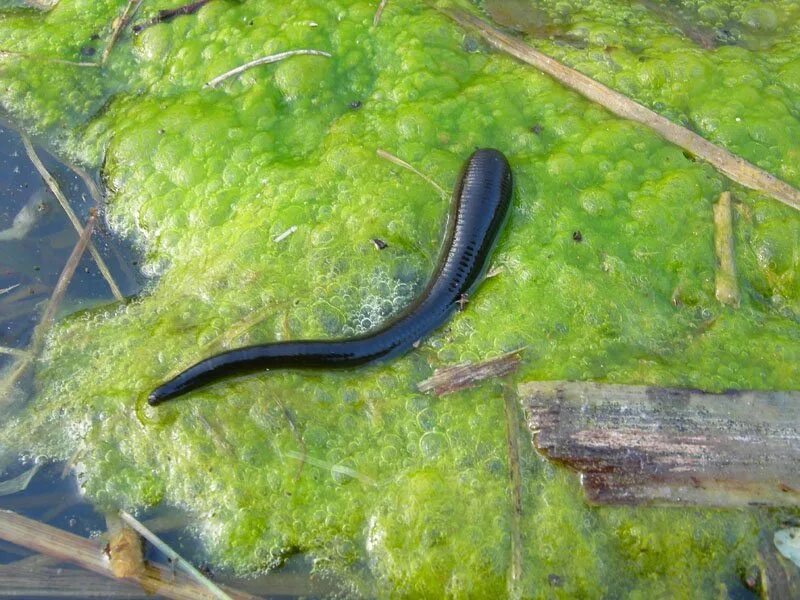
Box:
[520, 381, 800, 506]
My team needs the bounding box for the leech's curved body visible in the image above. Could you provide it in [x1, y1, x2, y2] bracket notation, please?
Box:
[148, 149, 513, 405]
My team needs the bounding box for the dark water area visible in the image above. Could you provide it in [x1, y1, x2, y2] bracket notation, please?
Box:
[0, 120, 145, 371]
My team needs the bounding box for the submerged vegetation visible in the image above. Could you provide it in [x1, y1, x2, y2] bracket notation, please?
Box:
[0, 0, 799, 596]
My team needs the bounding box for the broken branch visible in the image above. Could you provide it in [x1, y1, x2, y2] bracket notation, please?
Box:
[418, 348, 524, 396]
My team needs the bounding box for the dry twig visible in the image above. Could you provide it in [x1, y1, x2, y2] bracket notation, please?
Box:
[0, 347, 28, 359]
[101, 0, 144, 65]
[418, 348, 524, 396]
[34, 213, 97, 344]
[503, 386, 524, 599]
[441, 8, 800, 212]
[205, 49, 332, 88]
[133, 0, 212, 33]
[22, 134, 123, 301]
[376, 149, 447, 198]
[713, 191, 740, 306]
[0, 284, 20, 297]
[373, 0, 389, 26]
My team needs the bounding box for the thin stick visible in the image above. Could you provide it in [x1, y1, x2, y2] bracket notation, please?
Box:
[441, 8, 800, 212]
[0, 346, 28, 359]
[373, 0, 389, 26]
[101, 0, 144, 65]
[205, 49, 332, 88]
[503, 385, 524, 599]
[376, 149, 447, 198]
[119, 510, 234, 600]
[22, 134, 124, 301]
[713, 191, 740, 307]
[282, 450, 376, 486]
[35, 213, 96, 335]
[0, 510, 257, 600]
[0, 50, 98, 68]
[133, 0, 212, 33]
[0, 284, 21, 297]
[68, 163, 105, 207]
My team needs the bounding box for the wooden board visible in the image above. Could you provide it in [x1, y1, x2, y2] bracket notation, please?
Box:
[520, 381, 800, 506]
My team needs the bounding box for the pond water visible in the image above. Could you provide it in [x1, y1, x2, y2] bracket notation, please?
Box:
[0, 122, 144, 367]
[0, 0, 799, 598]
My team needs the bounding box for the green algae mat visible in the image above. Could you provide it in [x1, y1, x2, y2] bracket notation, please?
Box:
[1, 0, 799, 596]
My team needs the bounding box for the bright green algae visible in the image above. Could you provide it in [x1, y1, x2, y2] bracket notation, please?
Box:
[1, 0, 799, 596]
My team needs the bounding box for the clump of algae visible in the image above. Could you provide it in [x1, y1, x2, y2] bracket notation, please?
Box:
[0, 0, 799, 596]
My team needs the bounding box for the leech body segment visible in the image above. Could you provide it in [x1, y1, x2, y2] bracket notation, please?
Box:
[148, 149, 513, 405]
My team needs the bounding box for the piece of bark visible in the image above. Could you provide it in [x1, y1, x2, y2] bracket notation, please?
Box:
[105, 514, 144, 579]
[713, 191, 740, 307]
[418, 349, 523, 396]
[520, 381, 800, 506]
